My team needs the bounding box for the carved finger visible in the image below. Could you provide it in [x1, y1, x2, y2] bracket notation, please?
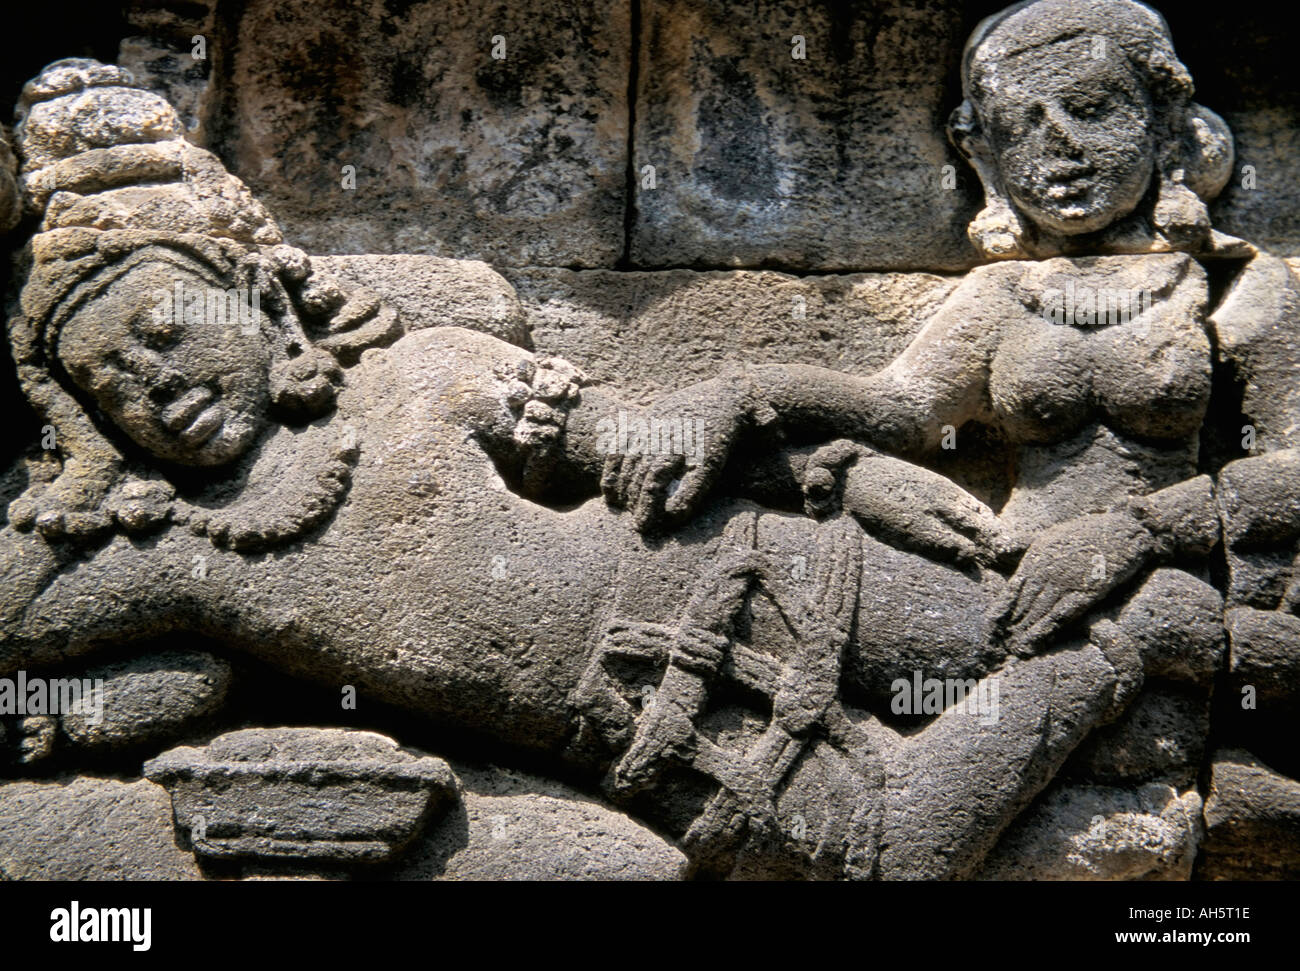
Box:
[812, 522, 864, 630]
[1014, 589, 1095, 655]
[991, 568, 1035, 636]
[1006, 577, 1060, 637]
[807, 439, 866, 474]
[601, 453, 625, 507]
[664, 457, 722, 521]
[621, 452, 648, 520]
[634, 458, 682, 532]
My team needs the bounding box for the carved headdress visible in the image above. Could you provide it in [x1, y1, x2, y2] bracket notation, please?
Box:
[7, 59, 397, 542]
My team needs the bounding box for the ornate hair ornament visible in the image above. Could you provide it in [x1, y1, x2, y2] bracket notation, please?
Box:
[6, 59, 400, 547]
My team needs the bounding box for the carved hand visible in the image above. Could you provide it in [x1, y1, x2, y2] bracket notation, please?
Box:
[601, 377, 759, 532]
[803, 439, 1009, 568]
[991, 510, 1155, 657]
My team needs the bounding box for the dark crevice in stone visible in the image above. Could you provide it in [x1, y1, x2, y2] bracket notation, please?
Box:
[616, 0, 641, 270]
[205, 0, 251, 199]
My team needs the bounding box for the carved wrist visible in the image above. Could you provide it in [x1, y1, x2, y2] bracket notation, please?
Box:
[714, 365, 778, 432]
[500, 356, 587, 497]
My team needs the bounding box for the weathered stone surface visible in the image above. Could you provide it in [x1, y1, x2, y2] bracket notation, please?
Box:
[1209, 109, 1300, 259]
[392, 762, 688, 880]
[1200, 749, 1300, 880]
[316, 255, 528, 347]
[979, 783, 1201, 880]
[3, 0, 1300, 882]
[1210, 255, 1300, 455]
[0, 776, 201, 879]
[144, 729, 456, 865]
[14, 59, 184, 173]
[1216, 449, 1300, 609]
[61, 649, 231, 751]
[115, 0, 216, 146]
[214, 0, 629, 265]
[1225, 607, 1300, 712]
[1115, 569, 1224, 685]
[117, 37, 211, 143]
[509, 267, 957, 403]
[631, 0, 976, 271]
[1072, 686, 1209, 787]
[32, 0, 1300, 275]
[0, 125, 17, 233]
[9, 716, 56, 764]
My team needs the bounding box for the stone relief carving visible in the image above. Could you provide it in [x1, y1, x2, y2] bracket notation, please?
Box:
[949, 0, 1238, 260]
[0, 0, 1297, 882]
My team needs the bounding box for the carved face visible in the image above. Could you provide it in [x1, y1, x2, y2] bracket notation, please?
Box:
[57, 259, 272, 466]
[979, 37, 1155, 235]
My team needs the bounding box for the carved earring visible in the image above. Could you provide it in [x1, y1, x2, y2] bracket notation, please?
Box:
[1152, 176, 1211, 252]
[236, 257, 340, 419]
[948, 100, 1027, 258]
[268, 348, 341, 419]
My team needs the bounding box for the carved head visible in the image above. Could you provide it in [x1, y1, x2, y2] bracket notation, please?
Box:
[9, 60, 347, 461]
[6, 59, 382, 541]
[15, 231, 344, 483]
[949, 0, 1234, 258]
[52, 248, 280, 467]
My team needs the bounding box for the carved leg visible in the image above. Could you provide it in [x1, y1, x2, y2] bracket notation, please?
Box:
[877, 621, 1144, 879]
[1, 648, 232, 772]
[572, 508, 864, 874]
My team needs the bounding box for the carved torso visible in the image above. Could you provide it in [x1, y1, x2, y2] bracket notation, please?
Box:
[975, 254, 1211, 539]
[988, 254, 1211, 446]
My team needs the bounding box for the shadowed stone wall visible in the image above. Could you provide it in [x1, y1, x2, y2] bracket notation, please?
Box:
[61, 0, 1298, 271]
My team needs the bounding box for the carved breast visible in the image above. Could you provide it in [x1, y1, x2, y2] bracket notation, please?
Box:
[987, 254, 1211, 445]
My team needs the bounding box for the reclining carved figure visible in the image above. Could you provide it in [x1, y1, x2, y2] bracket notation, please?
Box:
[2, 0, 1286, 879]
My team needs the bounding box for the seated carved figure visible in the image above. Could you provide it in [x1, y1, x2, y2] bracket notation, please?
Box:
[601, 0, 1247, 866]
[610, 2, 1233, 725]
